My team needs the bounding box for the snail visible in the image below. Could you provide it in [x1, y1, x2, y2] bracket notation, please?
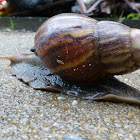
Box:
[0, 13, 140, 105]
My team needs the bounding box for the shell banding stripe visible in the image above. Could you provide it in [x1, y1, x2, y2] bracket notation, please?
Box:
[35, 13, 96, 36]
[35, 16, 97, 73]
[37, 28, 95, 59]
[35, 15, 96, 43]
[35, 15, 97, 55]
[96, 21, 134, 74]
[41, 33, 95, 73]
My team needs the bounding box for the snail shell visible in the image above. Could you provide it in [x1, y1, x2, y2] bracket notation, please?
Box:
[34, 13, 140, 83]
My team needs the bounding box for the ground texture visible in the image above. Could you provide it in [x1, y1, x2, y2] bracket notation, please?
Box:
[0, 31, 140, 140]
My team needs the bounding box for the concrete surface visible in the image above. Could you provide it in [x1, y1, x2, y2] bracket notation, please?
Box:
[0, 31, 140, 140]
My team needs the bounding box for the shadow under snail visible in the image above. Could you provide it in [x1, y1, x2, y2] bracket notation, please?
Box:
[1, 13, 140, 105]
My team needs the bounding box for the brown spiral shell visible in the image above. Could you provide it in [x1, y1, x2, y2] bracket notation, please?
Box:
[34, 13, 140, 83]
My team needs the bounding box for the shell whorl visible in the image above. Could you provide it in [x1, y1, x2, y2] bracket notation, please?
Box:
[96, 21, 138, 75]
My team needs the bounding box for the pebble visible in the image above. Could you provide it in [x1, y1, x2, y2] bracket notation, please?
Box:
[72, 100, 78, 106]
[53, 122, 59, 127]
[114, 123, 122, 128]
[58, 96, 67, 101]
[63, 134, 88, 140]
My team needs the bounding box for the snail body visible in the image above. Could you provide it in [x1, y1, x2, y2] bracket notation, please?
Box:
[34, 13, 140, 83]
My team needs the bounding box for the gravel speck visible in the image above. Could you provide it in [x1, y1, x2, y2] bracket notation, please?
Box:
[72, 100, 78, 106]
[53, 122, 59, 127]
[58, 96, 67, 101]
[63, 134, 88, 140]
[114, 123, 122, 128]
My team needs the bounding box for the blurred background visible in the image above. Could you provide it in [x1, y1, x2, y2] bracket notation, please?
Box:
[0, 0, 140, 20]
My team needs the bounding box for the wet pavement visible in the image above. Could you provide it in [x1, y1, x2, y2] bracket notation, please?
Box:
[0, 31, 140, 140]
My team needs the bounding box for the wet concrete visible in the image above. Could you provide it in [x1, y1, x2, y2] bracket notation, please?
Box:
[0, 31, 140, 140]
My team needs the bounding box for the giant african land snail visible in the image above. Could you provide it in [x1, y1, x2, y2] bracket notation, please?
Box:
[1, 13, 140, 105]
